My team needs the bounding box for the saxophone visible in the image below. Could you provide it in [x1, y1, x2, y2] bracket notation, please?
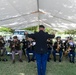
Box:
[65, 46, 71, 55]
[56, 42, 61, 52]
[0, 39, 4, 44]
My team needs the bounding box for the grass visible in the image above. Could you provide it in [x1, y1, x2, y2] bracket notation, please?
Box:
[0, 55, 76, 75]
[1, 46, 76, 75]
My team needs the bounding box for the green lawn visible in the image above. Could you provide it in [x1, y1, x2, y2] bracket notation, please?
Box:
[0, 55, 76, 75]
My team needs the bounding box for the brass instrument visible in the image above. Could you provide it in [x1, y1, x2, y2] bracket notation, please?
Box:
[14, 41, 19, 47]
[28, 41, 32, 48]
[11, 40, 21, 51]
[56, 42, 61, 52]
[12, 42, 16, 48]
[12, 40, 18, 48]
[65, 46, 71, 56]
[0, 39, 4, 43]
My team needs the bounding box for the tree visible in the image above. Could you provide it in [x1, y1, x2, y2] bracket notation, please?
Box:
[64, 29, 76, 37]
[0, 27, 13, 32]
[24, 26, 38, 32]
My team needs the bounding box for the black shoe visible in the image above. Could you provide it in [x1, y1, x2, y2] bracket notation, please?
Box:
[49, 58, 51, 60]
[28, 60, 31, 63]
[2, 58, 8, 62]
[1, 54, 3, 56]
[47, 59, 50, 62]
[19, 59, 23, 62]
[59, 59, 61, 62]
[31, 59, 35, 62]
[0, 58, 1, 61]
[12, 60, 15, 64]
[72, 61, 75, 63]
[69, 59, 72, 63]
[54, 59, 56, 62]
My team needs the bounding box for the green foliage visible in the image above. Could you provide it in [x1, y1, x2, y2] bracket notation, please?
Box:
[45, 27, 54, 33]
[24, 26, 38, 32]
[64, 29, 76, 35]
[64, 29, 76, 37]
[0, 27, 13, 32]
[24, 26, 55, 33]
[0, 56, 76, 75]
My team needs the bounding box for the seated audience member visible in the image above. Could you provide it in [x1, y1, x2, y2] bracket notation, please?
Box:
[9, 36, 23, 63]
[53, 36, 64, 62]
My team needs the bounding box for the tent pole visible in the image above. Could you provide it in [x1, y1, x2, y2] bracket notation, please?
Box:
[37, 0, 40, 25]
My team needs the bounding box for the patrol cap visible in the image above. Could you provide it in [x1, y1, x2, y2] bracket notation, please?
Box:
[13, 36, 18, 39]
[39, 25, 45, 28]
[56, 36, 61, 39]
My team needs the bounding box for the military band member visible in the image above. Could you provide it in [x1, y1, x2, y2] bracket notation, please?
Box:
[26, 38, 35, 62]
[0, 35, 6, 56]
[47, 38, 53, 62]
[64, 37, 70, 52]
[53, 36, 64, 62]
[22, 32, 28, 55]
[9, 36, 23, 63]
[22, 38, 28, 55]
[66, 38, 75, 63]
[28, 25, 55, 75]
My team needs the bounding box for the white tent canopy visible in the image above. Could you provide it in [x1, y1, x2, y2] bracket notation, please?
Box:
[0, 0, 76, 31]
